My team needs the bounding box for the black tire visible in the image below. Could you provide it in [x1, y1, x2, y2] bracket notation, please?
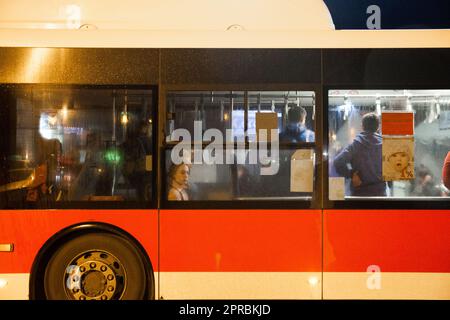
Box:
[44, 233, 147, 300]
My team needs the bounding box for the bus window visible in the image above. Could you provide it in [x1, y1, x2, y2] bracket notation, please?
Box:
[0, 87, 153, 208]
[164, 89, 317, 202]
[328, 89, 450, 199]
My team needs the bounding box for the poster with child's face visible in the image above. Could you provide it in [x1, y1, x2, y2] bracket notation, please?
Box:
[382, 137, 415, 181]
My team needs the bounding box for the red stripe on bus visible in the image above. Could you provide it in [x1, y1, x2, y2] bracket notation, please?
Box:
[2, 209, 448, 274]
[160, 210, 322, 272]
[324, 210, 450, 272]
[0, 210, 158, 273]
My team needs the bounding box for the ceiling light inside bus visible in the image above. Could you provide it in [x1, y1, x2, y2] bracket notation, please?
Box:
[376, 97, 381, 116]
[435, 97, 441, 117]
[407, 97, 413, 112]
[121, 112, 129, 125]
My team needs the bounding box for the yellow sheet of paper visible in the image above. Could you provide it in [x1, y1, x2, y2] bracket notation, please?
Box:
[146, 155, 152, 171]
[255, 112, 278, 142]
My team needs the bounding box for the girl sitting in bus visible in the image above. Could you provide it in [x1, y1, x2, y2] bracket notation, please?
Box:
[168, 163, 191, 201]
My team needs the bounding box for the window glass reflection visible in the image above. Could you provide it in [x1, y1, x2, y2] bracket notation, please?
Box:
[328, 89, 450, 199]
[0, 87, 153, 208]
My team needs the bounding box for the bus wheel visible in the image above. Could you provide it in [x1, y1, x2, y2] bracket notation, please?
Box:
[43, 233, 147, 300]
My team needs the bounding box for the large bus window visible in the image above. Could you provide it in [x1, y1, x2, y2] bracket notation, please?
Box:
[328, 89, 450, 200]
[165, 90, 317, 202]
[0, 87, 153, 208]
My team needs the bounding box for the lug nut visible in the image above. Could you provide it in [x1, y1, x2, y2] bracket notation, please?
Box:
[90, 262, 96, 269]
[107, 274, 114, 281]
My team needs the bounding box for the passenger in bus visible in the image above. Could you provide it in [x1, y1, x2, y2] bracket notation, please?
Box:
[279, 105, 315, 143]
[442, 151, 450, 189]
[168, 163, 190, 201]
[121, 120, 153, 201]
[411, 165, 441, 197]
[443, 152, 450, 190]
[333, 113, 387, 197]
[71, 132, 102, 200]
[32, 134, 62, 200]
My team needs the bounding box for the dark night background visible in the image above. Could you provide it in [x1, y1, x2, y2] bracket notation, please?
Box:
[323, 0, 450, 29]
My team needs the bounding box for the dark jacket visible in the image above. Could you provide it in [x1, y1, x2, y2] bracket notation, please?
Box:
[279, 123, 315, 143]
[333, 131, 386, 196]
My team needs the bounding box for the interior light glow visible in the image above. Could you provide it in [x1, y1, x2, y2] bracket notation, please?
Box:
[376, 96, 381, 116]
[308, 276, 319, 286]
[121, 112, 129, 125]
[0, 279, 8, 289]
[407, 97, 412, 111]
[62, 106, 68, 119]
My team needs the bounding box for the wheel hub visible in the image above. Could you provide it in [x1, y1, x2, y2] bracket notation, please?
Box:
[64, 251, 125, 300]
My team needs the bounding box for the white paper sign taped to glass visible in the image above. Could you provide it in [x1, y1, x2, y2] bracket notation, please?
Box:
[382, 137, 415, 181]
[290, 149, 314, 192]
[329, 177, 345, 200]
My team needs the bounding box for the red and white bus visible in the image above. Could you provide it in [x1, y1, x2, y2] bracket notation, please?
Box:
[0, 0, 449, 300]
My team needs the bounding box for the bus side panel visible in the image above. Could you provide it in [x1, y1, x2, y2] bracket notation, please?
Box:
[323, 210, 450, 299]
[159, 209, 322, 299]
[0, 48, 159, 85]
[0, 209, 158, 274]
[322, 48, 450, 86]
[161, 49, 322, 85]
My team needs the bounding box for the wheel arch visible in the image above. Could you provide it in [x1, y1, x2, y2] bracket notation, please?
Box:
[29, 221, 155, 300]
